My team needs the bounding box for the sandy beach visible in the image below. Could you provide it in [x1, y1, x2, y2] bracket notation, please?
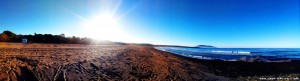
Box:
[0, 43, 299, 81]
[0, 43, 230, 81]
[1, 0, 298, 80]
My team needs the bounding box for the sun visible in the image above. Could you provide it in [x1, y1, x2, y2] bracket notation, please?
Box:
[82, 14, 128, 41]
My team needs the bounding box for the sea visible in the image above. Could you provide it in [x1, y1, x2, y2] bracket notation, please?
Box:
[155, 47, 300, 62]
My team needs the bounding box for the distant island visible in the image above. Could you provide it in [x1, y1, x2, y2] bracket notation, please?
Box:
[196, 45, 217, 48]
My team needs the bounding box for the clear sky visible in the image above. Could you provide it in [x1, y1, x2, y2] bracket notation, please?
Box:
[0, 0, 299, 48]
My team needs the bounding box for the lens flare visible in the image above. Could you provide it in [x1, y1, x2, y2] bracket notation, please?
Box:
[81, 14, 128, 41]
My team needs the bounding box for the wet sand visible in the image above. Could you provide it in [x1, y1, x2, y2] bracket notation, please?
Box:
[0, 43, 228, 81]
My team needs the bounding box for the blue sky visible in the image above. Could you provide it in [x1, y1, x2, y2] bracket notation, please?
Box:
[0, 0, 299, 47]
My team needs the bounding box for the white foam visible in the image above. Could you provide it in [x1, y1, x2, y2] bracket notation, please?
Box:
[211, 50, 251, 55]
[192, 56, 212, 60]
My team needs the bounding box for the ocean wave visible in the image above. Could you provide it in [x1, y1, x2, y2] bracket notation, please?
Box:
[191, 55, 212, 60]
[155, 47, 300, 62]
[211, 50, 251, 55]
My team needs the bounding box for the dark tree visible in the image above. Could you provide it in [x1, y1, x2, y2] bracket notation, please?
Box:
[0, 30, 126, 45]
[3, 30, 16, 38]
[0, 33, 9, 42]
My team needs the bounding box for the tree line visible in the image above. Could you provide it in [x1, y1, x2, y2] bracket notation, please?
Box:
[0, 30, 94, 44]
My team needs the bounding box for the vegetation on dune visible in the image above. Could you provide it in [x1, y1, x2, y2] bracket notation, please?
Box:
[0, 30, 126, 45]
[0, 30, 91, 44]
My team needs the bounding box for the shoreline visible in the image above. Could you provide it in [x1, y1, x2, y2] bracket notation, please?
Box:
[159, 48, 300, 78]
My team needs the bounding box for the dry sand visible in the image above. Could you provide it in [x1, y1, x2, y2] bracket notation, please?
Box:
[0, 43, 228, 81]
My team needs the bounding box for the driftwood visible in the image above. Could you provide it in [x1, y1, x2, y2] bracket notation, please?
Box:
[63, 66, 67, 81]
[32, 67, 41, 81]
[53, 65, 63, 81]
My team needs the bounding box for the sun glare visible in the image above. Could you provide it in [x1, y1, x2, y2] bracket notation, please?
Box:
[82, 14, 128, 41]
